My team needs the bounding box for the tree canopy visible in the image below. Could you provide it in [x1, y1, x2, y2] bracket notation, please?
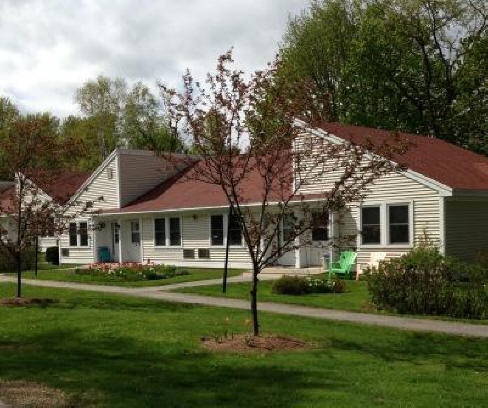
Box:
[279, 0, 488, 154]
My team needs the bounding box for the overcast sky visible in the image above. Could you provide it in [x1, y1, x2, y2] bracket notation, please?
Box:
[0, 0, 308, 117]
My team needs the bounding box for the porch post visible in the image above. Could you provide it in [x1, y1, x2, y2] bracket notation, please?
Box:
[92, 217, 97, 263]
[118, 218, 123, 263]
[139, 217, 144, 263]
[294, 238, 301, 268]
[329, 211, 335, 265]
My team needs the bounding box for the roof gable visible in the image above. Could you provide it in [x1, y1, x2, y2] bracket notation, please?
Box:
[317, 122, 488, 192]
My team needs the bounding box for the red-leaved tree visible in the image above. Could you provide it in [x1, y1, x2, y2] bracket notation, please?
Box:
[161, 51, 408, 335]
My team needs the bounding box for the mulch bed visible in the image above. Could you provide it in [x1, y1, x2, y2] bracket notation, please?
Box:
[0, 380, 71, 408]
[0, 298, 58, 307]
[201, 334, 310, 353]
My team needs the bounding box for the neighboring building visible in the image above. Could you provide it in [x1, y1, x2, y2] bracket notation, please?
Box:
[57, 122, 488, 273]
[0, 171, 90, 252]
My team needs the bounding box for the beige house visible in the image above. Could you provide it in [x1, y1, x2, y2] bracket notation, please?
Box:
[58, 122, 488, 273]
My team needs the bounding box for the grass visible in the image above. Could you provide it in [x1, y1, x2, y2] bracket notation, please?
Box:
[8, 267, 243, 287]
[0, 282, 488, 407]
[174, 278, 373, 312]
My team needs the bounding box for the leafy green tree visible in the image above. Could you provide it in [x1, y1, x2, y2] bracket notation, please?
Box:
[279, 0, 488, 153]
[75, 75, 127, 161]
[124, 82, 184, 152]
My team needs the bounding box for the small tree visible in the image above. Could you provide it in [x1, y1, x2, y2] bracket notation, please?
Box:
[162, 51, 407, 335]
[0, 117, 84, 297]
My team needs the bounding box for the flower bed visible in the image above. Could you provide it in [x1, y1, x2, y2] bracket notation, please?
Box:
[74, 263, 189, 282]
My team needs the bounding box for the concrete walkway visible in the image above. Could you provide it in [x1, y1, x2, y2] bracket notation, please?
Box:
[1, 275, 488, 339]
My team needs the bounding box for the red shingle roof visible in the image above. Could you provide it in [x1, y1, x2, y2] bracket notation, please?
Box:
[115, 158, 290, 213]
[111, 122, 488, 214]
[319, 122, 488, 191]
[27, 170, 91, 204]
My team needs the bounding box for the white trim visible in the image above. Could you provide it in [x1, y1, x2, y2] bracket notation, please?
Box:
[168, 215, 182, 247]
[439, 196, 446, 255]
[65, 149, 119, 209]
[153, 216, 167, 247]
[116, 152, 122, 207]
[139, 216, 144, 262]
[358, 201, 414, 249]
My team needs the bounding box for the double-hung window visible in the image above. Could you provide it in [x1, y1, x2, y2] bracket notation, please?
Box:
[312, 211, 328, 241]
[169, 217, 181, 246]
[361, 206, 381, 245]
[361, 203, 411, 246]
[388, 204, 409, 244]
[131, 221, 140, 244]
[79, 222, 89, 246]
[154, 218, 166, 246]
[210, 215, 224, 246]
[282, 213, 295, 243]
[69, 222, 77, 246]
[228, 214, 242, 246]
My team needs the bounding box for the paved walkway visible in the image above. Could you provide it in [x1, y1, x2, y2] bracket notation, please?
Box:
[1, 275, 488, 339]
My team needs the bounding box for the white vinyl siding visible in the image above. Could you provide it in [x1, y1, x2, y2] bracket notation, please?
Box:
[445, 199, 488, 262]
[141, 212, 252, 268]
[118, 151, 186, 207]
[295, 131, 443, 272]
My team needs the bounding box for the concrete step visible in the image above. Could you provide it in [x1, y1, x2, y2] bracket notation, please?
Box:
[243, 267, 325, 279]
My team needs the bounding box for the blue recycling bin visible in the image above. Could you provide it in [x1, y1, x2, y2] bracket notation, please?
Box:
[98, 246, 111, 263]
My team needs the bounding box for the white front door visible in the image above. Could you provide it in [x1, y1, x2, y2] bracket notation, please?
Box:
[125, 220, 141, 262]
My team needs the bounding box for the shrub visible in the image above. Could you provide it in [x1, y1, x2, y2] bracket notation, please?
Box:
[0, 244, 36, 272]
[272, 275, 346, 295]
[272, 276, 311, 295]
[364, 246, 488, 319]
[45, 246, 59, 265]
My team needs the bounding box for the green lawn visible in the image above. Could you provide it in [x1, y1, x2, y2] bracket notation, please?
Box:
[10, 267, 243, 287]
[175, 279, 374, 312]
[0, 283, 487, 407]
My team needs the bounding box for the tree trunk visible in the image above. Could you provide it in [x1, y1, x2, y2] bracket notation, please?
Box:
[16, 250, 21, 298]
[35, 236, 39, 278]
[250, 265, 260, 336]
[222, 206, 232, 293]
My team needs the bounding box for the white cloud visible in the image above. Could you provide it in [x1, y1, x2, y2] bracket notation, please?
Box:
[0, 0, 308, 117]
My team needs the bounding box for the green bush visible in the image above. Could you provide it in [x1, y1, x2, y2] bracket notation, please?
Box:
[272, 275, 346, 295]
[364, 246, 488, 319]
[45, 246, 59, 265]
[0, 244, 36, 272]
[272, 276, 311, 295]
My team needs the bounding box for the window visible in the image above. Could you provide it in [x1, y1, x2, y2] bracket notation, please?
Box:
[69, 223, 77, 246]
[169, 217, 181, 246]
[198, 248, 210, 259]
[210, 215, 224, 246]
[154, 218, 166, 246]
[131, 221, 140, 244]
[79, 222, 88, 246]
[183, 249, 195, 259]
[361, 206, 381, 244]
[312, 211, 328, 241]
[282, 213, 295, 243]
[113, 223, 120, 244]
[388, 205, 409, 244]
[107, 168, 114, 179]
[61, 248, 69, 257]
[228, 214, 242, 246]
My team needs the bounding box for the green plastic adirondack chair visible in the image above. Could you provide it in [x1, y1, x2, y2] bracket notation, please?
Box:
[328, 251, 357, 279]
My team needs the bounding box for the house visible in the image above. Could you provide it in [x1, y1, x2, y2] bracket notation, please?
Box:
[0, 171, 90, 252]
[55, 122, 488, 273]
